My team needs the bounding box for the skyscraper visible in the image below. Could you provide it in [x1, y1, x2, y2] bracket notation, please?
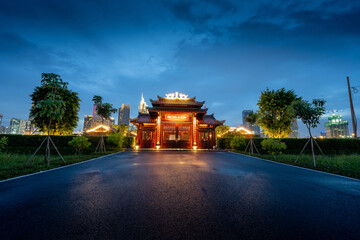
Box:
[325, 115, 349, 138]
[139, 93, 148, 114]
[242, 110, 252, 129]
[118, 104, 131, 125]
[18, 120, 31, 135]
[0, 113, 3, 127]
[9, 118, 21, 134]
[289, 119, 300, 138]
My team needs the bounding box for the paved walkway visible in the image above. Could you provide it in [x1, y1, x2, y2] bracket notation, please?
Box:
[0, 151, 359, 239]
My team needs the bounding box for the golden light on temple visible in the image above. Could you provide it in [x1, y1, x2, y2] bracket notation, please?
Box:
[235, 127, 253, 135]
[86, 124, 111, 133]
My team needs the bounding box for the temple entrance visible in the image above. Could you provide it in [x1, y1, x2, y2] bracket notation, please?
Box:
[141, 129, 155, 148]
[162, 123, 191, 148]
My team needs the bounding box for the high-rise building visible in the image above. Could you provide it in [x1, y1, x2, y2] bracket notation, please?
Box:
[0, 113, 3, 127]
[289, 119, 300, 138]
[9, 118, 21, 134]
[18, 120, 31, 135]
[0, 126, 9, 134]
[139, 93, 148, 114]
[118, 104, 131, 125]
[325, 115, 349, 138]
[242, 110, 260, 135]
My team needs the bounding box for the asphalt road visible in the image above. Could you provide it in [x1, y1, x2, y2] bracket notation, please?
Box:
[0, 151, 359, 240]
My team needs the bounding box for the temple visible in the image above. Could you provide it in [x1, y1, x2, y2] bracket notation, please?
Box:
[130, 92, 224, 149]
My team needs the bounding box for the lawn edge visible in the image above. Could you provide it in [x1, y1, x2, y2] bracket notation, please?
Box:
[228, 151, 360, 182]
[0, 151, 124, 183]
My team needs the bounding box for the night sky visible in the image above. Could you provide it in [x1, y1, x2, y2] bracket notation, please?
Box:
[1, 0, 359, 136]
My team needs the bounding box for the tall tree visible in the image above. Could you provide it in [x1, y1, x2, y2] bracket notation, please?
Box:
[30, 76, 80, 134]
[28, 73, 79, 165]
[92, 95, 117, 153]
[293, 99, 328, 167]
[257, 88, 300, 138]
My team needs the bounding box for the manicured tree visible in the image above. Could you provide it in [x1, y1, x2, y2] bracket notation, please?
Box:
[92, 95, 117, 153]
[30, 74, 80, 135]
[244, 112, 260, 155]
[293, 99, 328, 167]
[257, 88, 300, 138]
[28, 73, 75, 166]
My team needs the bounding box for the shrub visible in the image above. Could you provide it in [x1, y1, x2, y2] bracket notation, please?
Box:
[106, 132, 123, 148]
[0, 136, 8, 152]
[123, 136, 135, 148]
[261, 138, 287, 156]
[68, 136, 91, 155]
[217, 137, 232, 149]
[230, 136, 246, 151]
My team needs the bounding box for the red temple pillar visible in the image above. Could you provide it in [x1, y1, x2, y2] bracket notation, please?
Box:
[193, 116, 197, 149]
[156, 115, 161, 149]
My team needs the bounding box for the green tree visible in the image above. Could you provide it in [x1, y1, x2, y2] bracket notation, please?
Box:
[30, 73, 80, 134]
[68, 136, 91, 156]
[92, 95, 117, 153]
[215, 125, 230, 137]
[28, 73, 76, 166]
[257, 88, 300, 138]
[293, 99, 327, 167]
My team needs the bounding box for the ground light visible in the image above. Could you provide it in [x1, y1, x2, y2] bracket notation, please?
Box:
[156, 145, 160, 150]
[135, 145, 139, 150]
[193, 146, 197, 150]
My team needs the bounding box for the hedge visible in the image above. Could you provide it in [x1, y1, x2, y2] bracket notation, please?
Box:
[0, 134, 135, 155]
[217, 137, 360, 155]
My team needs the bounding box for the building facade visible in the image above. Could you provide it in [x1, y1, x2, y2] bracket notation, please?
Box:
[325, 115, 349, 138]
[0, 114, 3, 127]
[131, 93, 224, 149]
[118, 104, 131, 125]
[289, 119, 300, 138]
[9, 118, 21, 134]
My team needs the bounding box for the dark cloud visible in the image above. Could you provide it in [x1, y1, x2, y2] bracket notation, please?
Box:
[0, 0, 359, 137]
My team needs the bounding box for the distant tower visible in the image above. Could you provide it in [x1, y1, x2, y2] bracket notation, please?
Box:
[118, 104, 131, 125]
[0, 113, 3, 127]
[289, 119, 300, 138]
[139, 93, 149, 114]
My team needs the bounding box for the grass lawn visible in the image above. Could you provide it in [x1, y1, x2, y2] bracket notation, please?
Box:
[235, 151, 360, 179]
[0, 151, 122, 181]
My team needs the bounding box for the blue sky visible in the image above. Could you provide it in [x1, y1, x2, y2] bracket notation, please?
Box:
[0, 0, 360, 136]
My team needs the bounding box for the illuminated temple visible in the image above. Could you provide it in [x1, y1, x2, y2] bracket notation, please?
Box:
[130, 92, 224, 149]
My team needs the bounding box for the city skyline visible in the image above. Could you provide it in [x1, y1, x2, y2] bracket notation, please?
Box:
[0, 0, 359, 137]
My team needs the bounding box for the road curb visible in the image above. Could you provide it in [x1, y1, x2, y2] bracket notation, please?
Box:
[228, 151, 360, 182]
[0, 151, 124, 184]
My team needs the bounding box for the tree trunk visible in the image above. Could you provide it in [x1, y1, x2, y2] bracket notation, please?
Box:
[308, 126, 316, 167]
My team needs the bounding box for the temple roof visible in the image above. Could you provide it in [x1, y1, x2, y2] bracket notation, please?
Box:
[148, 107, 207, 113]
[150, 95, 205, 108]
[198, 114, 225, 126]
[130, 113, 156, 124]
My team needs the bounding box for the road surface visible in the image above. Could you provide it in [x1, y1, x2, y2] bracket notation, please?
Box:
[0, 151, 359, 239]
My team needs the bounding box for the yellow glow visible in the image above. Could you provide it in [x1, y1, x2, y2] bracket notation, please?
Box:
[86, 124, 111, 133]
[156, 145, 160, 150]
[166, 115, 187, 120]
[135, 145, 139, 150]
[235, 127, 253, 135]
[193, 146, 197, 150]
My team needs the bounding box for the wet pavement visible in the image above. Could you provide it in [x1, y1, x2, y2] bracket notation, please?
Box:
[0, 151, 359, 239]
